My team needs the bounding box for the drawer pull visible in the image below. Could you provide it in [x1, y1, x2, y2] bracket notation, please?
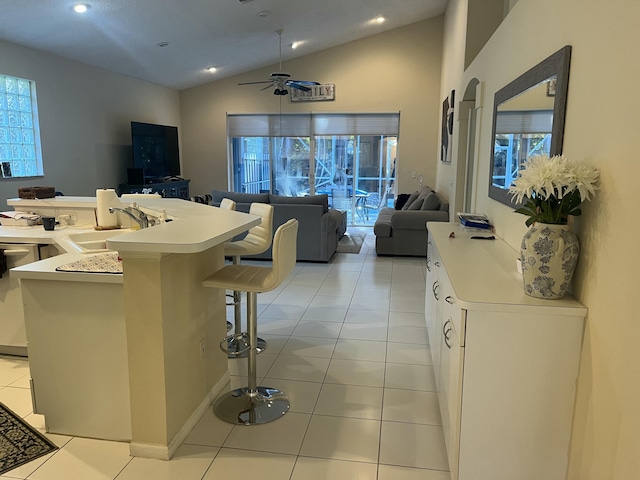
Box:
[432, 281, 440, 301]
[2, 249, 31, 256]
[443, 319, 452, 349]
[445, 295, 454, 304]
[434, 261, 441, 267]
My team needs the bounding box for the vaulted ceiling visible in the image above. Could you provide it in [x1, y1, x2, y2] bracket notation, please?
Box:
[0, 0, 448, 90]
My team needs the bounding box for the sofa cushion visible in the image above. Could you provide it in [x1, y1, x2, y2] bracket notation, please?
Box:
[401, 191, 420, 210]
[373, 208, 394, 237]
[407, 198, 424, 210]
[420, 192, 441, 210]
[269, 194, 329, 213]
[416, 186, 433, 200]
[326, 209, 346, 233]
[211, 189, 270, 204]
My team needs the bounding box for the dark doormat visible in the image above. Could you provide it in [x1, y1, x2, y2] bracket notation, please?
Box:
[0, 402, 58, 475]
[337, 233, 366, 254]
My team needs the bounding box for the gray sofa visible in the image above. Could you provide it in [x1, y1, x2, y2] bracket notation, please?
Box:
[211, 190, 346, 262]
[374, 185, 449, 256]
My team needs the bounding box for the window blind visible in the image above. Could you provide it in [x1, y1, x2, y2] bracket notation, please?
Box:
[495, 110, 553, 134]
[312, 113, 400, 135]
[227, 112, 400, 137]
[227, 114, 311, 137]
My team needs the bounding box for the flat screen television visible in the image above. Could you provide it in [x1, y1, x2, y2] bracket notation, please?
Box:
[131, 121, 180, 180]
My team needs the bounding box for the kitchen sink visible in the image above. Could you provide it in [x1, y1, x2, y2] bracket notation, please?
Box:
[64, 229, 133, 254]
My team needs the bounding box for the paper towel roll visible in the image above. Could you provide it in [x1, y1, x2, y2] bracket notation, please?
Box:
[96, 189, 121, 227]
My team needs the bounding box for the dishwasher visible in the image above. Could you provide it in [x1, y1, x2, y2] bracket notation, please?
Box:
[0, 243, 40, 356]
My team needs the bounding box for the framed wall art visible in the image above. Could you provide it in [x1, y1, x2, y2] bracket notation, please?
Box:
[440, 89, 455, 163]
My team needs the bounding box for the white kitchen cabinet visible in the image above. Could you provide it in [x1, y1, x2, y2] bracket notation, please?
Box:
[425, 222, 586, 480]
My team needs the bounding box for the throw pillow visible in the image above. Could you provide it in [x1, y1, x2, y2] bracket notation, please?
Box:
[421, 192, 441, 211]
[395, 193, 411, 210]
[416, 186, 434, 201]
[407, 198, 424, 210]
[401, 191, 420, 210]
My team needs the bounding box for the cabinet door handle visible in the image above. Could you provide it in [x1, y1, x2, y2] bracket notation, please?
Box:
[2, 248, 31, 256]
[426, 256, 431, 272]
[432, 280, 440, 301]
[445, 295, 454, 304]
[443, 319, 452, 349]
[434, 261, 441, 267]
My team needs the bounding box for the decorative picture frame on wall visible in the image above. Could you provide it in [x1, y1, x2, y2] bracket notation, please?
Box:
[440, 90, 455, 163]
[289, 83, 335, 102]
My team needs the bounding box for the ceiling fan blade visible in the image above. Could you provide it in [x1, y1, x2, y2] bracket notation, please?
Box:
[288, 80, 320, 85]
[287, 83, 312, 92]
[260, 82, 277, 91]
[238, 80, 274, 85]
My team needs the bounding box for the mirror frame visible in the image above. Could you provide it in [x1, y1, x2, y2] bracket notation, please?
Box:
[488, 45, 572, 207]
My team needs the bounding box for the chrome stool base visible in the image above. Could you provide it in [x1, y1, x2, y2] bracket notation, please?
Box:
[224, 334, 267, 358]
[226, 321, 233, 332]
[214, 386, 290, 425]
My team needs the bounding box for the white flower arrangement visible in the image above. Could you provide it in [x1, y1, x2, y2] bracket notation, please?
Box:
[509, 154, 599, 226]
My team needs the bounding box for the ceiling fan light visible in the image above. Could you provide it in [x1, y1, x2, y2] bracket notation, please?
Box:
[273, 88, 281, 95]
[281, 89, 288, 95]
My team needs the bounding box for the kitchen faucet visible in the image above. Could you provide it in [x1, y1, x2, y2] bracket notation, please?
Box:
[109, 203, 149, 229]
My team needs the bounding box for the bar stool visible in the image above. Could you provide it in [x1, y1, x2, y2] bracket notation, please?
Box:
[222, 203, 274, 358]
[219, 198, 237, 333]
[219, 198, 236, 211]
[203, 219, 298, 425]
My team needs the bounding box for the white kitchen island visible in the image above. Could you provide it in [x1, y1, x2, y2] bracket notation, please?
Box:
[9, 196, 259, 459]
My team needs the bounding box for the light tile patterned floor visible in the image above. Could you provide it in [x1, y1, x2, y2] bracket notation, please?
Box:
[0, 228, 450, 480]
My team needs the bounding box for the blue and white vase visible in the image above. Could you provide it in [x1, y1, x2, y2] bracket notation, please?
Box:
[520, 223, 579, 299]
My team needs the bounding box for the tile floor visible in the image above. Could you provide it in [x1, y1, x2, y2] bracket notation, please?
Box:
[0, 229, 451, 480]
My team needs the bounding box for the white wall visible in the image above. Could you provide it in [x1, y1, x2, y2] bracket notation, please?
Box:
[440, 0, 640, 477]
[179, 18, 444, 198]
[436, 0, 468, 208]
[0, 40, 180, 208]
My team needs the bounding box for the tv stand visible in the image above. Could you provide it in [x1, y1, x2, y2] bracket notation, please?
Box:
[119, 179, 190, 199]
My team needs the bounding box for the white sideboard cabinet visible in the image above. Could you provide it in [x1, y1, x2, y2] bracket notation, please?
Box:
[425, 222, 587, 480]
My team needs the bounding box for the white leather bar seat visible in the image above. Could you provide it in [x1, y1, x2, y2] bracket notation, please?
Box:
[222, 203, 274, 357]
[219, 198, 236, 211]
[203, 219, 298, 425]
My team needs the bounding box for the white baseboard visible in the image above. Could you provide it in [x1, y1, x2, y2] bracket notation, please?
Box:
[129, 371, 230, 460]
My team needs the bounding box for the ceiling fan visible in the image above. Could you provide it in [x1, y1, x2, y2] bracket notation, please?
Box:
[238, 29, 320, 96]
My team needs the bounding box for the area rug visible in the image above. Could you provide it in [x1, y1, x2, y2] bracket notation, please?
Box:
[337, 233, 366, 254]
[0, 402, 58, 475]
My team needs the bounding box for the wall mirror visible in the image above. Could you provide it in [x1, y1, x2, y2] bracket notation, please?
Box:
[488, 45, 572, 207]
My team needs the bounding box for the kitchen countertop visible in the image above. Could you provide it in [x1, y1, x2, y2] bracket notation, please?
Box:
[6, 196, 259, 282]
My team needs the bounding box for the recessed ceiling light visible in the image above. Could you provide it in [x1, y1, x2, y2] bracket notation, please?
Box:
[375, 16, 385, 24]
[257, 10, 270, 18]
[73, 4, 89, 13]
[156, 42, 169, 48]
[206, 66, 217, 73]
[291, 41, 302, 50]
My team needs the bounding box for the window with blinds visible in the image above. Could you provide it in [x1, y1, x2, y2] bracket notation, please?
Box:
[227, 112, 399, 226]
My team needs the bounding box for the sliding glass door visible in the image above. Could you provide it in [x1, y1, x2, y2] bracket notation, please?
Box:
[228, 113, 398, 226]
